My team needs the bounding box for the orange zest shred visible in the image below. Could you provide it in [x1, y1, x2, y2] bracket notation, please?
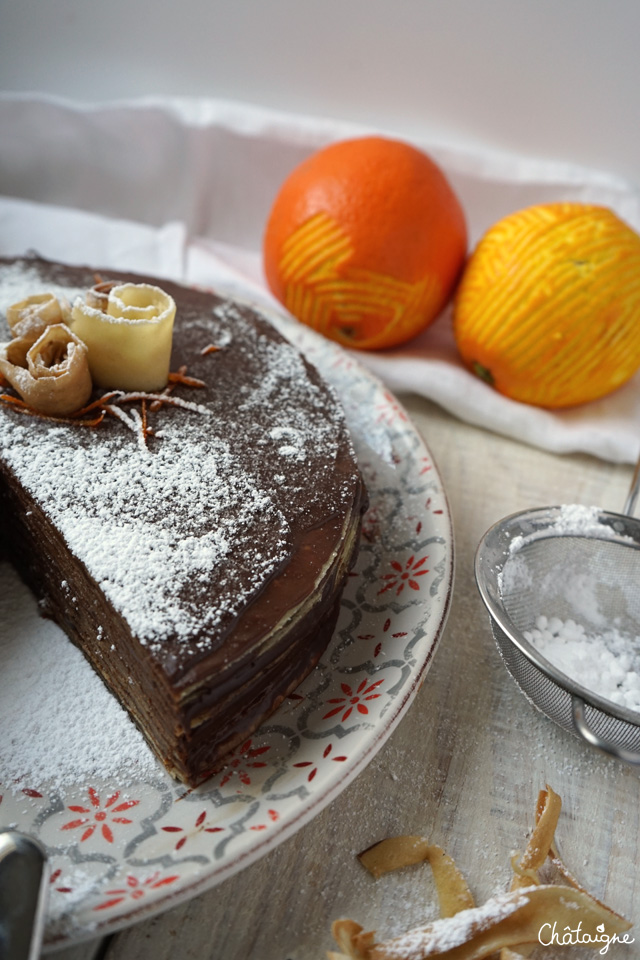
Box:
[150, 365, 188, 411]
[168, 370, 206, 388]
[0, 362, 206, 442]
[0, 393, 31, 410]
[141, 397, 149, 445]
[329, 786, 631, 960]
[0, 393, 106, 427]
[149, 385, 175, 412]
[70, 392, 122, 417]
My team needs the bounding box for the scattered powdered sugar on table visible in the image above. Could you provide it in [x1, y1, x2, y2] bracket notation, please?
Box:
[524, 615, 640, 711]
[0, 562, 157, 791]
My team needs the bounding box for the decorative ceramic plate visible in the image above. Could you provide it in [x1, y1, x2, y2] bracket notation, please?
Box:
[0, 309, 453, 949]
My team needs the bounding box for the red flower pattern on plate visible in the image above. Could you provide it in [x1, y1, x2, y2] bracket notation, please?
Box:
[426, 495, 444, 516]
[161, 810, 224, 851]
[249, 808, 280, 831]
[330, 353, 357, 372]
[217, 739, 271, 787]
[94, 872, 179, 911]
[362, 504, 382, 542]
[49, 868, 73, 894]
[378, 554, 429, 596]
[61, 788, 139, 843]
[293, 742, 348, 781]
[359, 615, 408, 658]
[374, 391, 408, 426]
[323, 678, 384, 722]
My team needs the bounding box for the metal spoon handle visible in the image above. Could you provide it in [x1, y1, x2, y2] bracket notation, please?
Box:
[0, 831, 49, 960]
[623, 451, 640, 516]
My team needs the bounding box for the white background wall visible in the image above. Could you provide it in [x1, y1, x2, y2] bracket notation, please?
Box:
[1, 0, 639, 188]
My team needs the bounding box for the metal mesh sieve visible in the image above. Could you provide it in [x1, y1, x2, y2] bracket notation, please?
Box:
[475, 469, 640, 764]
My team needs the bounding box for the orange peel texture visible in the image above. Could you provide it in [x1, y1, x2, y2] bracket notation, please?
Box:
[264, 136, 467, 350]
[453, 202, 640, 408]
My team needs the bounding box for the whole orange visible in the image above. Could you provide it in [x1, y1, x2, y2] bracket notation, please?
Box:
[263, 136, 467, 350]
[454, 203, 640, 408]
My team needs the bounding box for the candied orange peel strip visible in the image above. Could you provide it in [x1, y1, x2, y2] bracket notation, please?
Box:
[425, 846, 476, 919]
[329, 786, 632, 960]
[359, 839, 474, 919]
[509, 786, 561, 891]
[367, 885, 631, 960]
[358, 837, 432, 880]
[332, 886, 631, 960]
[330, 920, 376, 960]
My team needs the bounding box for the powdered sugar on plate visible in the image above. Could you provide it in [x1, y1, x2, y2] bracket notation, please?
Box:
[0, 562, 157, 790]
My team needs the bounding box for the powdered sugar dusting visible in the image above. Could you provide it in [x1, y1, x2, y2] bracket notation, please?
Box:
[0, 260, 354, 652]
[0, 262, 82, 314]
[0, 562, 156, 788]
[507, 504, 623, 558]
[378, 888, 533, 958]
[0, 411, 290, 647]
[553, 503, 616, 537]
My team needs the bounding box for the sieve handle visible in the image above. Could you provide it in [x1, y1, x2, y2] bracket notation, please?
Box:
[572, 696, 640, 765]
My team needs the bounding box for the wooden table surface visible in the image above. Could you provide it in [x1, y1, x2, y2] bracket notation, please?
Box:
[46, 394, 640, 960]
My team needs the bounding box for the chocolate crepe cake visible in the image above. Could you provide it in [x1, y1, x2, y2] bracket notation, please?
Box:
[0, 256, 366, 786]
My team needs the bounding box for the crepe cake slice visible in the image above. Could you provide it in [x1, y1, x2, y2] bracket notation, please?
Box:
[0, 255, 367, 786]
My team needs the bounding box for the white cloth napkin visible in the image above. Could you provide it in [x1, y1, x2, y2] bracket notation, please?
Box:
[1, 93, 640, 464]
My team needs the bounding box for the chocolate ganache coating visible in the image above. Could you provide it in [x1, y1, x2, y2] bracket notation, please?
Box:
[0, 256, 367, 785]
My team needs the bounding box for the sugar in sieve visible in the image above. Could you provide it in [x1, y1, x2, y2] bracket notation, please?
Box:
[475, 457, 640, 763]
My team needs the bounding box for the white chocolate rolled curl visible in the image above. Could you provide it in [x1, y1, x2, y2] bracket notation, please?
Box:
[0, 323, 92, 417]
[71, 282, 176, 391]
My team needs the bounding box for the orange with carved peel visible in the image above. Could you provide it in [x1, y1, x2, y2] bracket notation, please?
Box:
[263, 136, 467, 350]
[454, 202, 640, 407]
